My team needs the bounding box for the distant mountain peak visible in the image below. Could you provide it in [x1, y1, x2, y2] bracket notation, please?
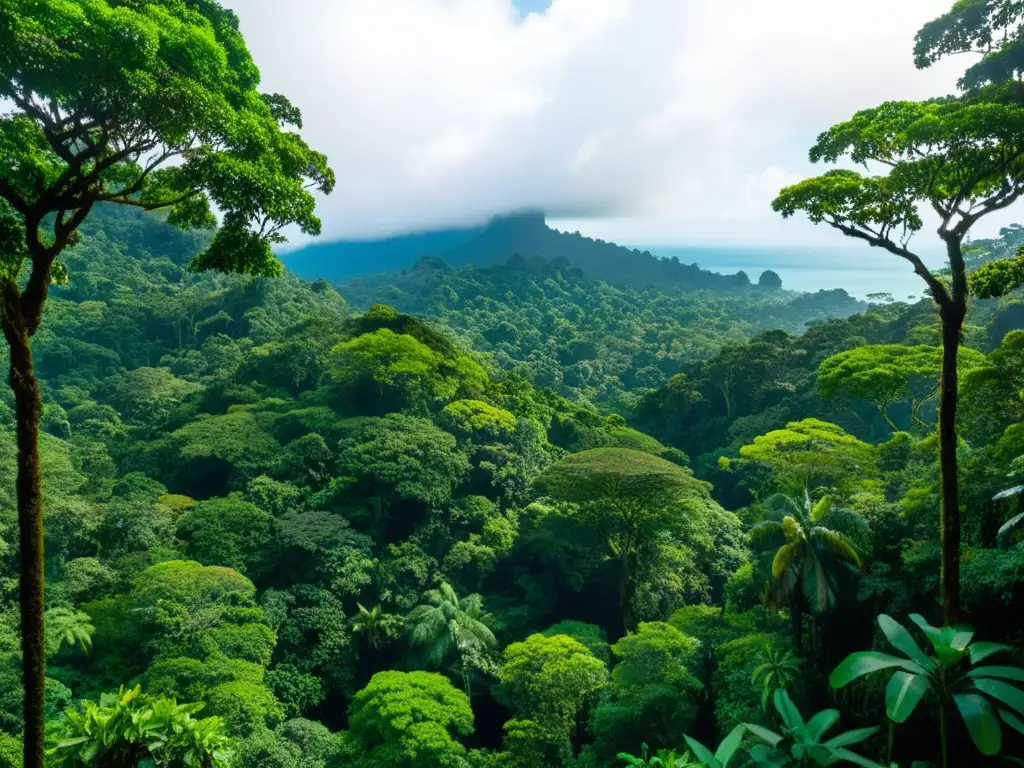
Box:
[284, 210, 750, 292]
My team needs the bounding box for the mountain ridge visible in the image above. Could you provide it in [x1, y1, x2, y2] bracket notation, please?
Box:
[284, 211, 759, 292]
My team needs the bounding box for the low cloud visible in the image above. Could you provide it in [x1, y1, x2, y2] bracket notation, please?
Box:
[229, 0, 1017, 246]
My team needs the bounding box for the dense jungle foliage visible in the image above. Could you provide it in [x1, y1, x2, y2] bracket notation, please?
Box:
[3, 1, 1024, 768]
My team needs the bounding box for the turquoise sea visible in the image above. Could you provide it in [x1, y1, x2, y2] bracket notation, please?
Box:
[642, 245, 948, 300]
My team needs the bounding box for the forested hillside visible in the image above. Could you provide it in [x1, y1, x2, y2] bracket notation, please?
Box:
[4, 2, 1024, 768]
[341, 256, 866, 408]
[0, 201, 1021, 768]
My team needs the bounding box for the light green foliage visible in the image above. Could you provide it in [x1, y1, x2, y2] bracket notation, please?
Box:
[610, 623, 700, 691]
[738, 419, 879, 495]
[0, 732, 20, 768]
[46, 685, 233, 768]
[495, 634, 608, 763]
[542, 621, 611, 666]
[331, 328, 487, 413]
[818, 344, 984, 431]
[344, 671, 474, 768]
[440, 399, 517, 441]
[43, 607, 94, 658]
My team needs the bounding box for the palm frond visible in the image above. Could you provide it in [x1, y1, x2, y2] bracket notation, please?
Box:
[813, 527, 862, 568]
[772, 541, 803, 579]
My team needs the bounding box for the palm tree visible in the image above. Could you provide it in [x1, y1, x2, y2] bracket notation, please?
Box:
[750, 492, 866, 653]
[44, 607, 95, 657]
[407, 582, 497, 695]
[751, 645, 801, 709]
[350, 603, 402, 650]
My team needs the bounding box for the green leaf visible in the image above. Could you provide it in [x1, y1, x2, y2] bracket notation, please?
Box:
[967, 666, 1024, 683]
[878, 614, 936, 671]
[970, 642, 1013, 665]
[948, 626, 975, 651]
[954, 693, 1003, 756]
[908, 614, 944, 649]
[714, 725, 746, 768]
[999, 708, 1024, 737]
[773, 688, 806, 739]
[832, 748, 888, 768]
[973, 678, 1024, 716]
[886, 671, 929, 723]
[742, 723, 784, 747]
[806, 709, 840, 742]
[682, 735, 718, 767]
[829, 652, 924, 688]
[823, 727, 880, 748]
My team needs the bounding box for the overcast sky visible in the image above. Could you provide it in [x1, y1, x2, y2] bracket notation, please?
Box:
[227, 0, 1024, 249]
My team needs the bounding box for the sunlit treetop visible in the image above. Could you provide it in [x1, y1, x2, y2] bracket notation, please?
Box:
[773, 99, 1024, 305]
[0, 0, 335, 282]
[914, 0, 1024, 91]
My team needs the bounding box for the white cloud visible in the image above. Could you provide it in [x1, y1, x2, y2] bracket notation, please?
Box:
[226, 0, 1024, 246]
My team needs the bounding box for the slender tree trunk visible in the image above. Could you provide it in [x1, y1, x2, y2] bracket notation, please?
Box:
[2, 301, 46, 768]
[938, 308, 964, 625]
[791, 598, 803, 655]
[620, 551, 635, 633]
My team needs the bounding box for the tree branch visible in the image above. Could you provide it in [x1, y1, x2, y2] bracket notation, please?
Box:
[829, 220, 952, 308]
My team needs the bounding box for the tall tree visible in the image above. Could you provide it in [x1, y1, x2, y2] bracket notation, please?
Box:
[533, 447, 716, 632]
[772, 94, 1024, 623]
[0, 2, 334, 762]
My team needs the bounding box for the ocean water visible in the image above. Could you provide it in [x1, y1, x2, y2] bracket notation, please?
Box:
[642, 245, 948, 300]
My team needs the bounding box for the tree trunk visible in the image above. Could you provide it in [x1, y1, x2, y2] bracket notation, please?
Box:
[3, 312, 46, 768]
[938, 309, 964, 624]
[620, 552, 635, 633]
[791, 597, 803, 655]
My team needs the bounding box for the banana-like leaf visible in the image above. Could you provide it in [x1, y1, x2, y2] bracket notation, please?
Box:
[682, 735, 717, 767]
[1000, 708, 1024, 737]
[714, 725, 746, 768]
[885, 671, 929, 723]
[829, 652, 925, 688]
[954, 693, 1002, 756]
[969, 642, 1013, 665]
[831, 747, 888, 768]
[743, 723, 784, 747]
[806, 709, 840, 742]
[972, 678, 1024, 716]
[966, 666, 1024, 682]
[822, 727, 880, 748]
[773, 689, 806, 738]
[948, 626, 975, 651]
[877, 614, 935, 671]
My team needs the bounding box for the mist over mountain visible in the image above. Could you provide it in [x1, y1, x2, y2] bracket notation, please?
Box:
[284, 211, 756, 292]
